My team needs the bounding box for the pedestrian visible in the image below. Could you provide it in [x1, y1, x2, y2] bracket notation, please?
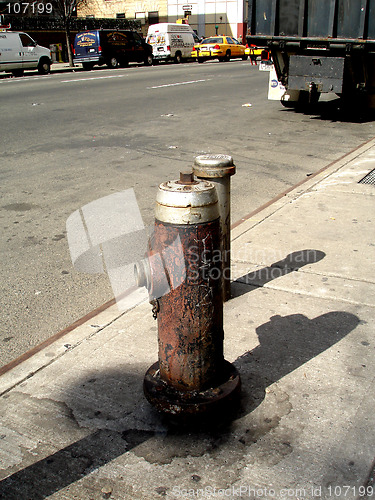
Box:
[249, 44, 257, 65]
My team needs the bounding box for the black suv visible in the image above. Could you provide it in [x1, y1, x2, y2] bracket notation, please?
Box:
[73, 29, 153, 69]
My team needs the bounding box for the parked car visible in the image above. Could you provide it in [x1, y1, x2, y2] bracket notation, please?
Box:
[193, 36, 248, 63]
[0, 31, 51, 77]
[73, 29, 153, 70]
[245, 45, 263, 58]
[146, 23, 198, 63]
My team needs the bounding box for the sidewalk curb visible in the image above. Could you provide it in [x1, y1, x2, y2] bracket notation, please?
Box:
[0, 290, 148, 396]
[51, 63, 82, 73]
[231, 136, 375, 241]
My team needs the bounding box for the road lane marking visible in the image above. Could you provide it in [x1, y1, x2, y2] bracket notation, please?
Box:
[0, 75, 50, 84]
[147, 79, 208, 89]
[61, 75, 126, 82]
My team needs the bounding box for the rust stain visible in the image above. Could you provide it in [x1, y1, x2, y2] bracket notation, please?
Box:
[151, 218, 224, 392]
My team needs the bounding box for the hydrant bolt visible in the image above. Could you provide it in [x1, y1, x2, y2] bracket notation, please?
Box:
[178, 171, 197, 185]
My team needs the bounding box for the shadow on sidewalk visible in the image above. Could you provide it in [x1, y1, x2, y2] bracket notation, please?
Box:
[0, 249, 361, 498]
[234, 310, 361, 416]
[281, 97, 375, 123]
[233, 249, 326, 297]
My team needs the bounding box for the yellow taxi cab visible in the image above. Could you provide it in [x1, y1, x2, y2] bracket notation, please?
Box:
[193, 36, 248, 62]
[245, 45, 263, 58]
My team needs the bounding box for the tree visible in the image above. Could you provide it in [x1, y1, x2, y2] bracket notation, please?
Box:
[53, 0, 87, 66]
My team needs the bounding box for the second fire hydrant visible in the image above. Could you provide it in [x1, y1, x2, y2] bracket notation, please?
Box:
[135, 171, 240, 419]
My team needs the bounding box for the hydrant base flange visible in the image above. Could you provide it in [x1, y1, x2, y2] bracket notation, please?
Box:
[144, 360, 241, 417]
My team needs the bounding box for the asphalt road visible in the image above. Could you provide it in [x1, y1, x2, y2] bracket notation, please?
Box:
[1, 60, 374, 367]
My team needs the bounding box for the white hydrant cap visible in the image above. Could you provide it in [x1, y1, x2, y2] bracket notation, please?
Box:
[193, 154, 236, 178]
[155, 171, 219, 225]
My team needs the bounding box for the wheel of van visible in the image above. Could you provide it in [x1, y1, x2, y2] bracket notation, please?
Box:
[38, 59, 51, 75]
[11, 69, 24, 77]
[144, 55, 153, 66]
[174, 52, 182, 64]
[107, 57, 119, 69]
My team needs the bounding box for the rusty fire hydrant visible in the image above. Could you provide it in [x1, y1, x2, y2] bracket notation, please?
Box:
[135, 171, 240, 419]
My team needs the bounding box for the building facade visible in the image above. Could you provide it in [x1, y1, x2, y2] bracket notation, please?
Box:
[168, 0, 246, 39]
[78, 0, 167, 31]
[78, 0, 247, 39]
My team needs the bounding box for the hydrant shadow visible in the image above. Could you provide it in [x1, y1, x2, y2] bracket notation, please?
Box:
[234, 311, 361, 420]
[0, 311, 360, 498]
[232, 249, 326, 297]
[162, 310, 360, 432]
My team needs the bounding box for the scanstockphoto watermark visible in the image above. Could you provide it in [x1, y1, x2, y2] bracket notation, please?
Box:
[65, 190, 325, 306]
[185, 246, 325, 285]
[172, 485, 329, 498]
[172, 485, 374, 498]
[66, 189, 152, 310]
[66, 189, 186, 309]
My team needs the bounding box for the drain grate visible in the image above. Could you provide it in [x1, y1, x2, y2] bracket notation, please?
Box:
[359, 168, 375, 185]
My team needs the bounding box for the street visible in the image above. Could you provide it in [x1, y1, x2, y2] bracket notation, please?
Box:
[1, 60, 374, 367]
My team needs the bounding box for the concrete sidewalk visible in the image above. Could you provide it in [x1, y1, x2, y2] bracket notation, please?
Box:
[0, 140, 375, 500]
[51, 62, 82, 73]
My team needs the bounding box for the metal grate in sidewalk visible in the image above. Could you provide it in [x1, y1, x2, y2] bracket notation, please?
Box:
[359, 169, 375, 185]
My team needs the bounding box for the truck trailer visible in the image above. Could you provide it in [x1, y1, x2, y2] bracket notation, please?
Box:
[246, 0, 375, 111]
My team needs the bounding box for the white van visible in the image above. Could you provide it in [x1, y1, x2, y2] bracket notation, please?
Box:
[0, 31, 51, 77]
[146, 23, 198, 63]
